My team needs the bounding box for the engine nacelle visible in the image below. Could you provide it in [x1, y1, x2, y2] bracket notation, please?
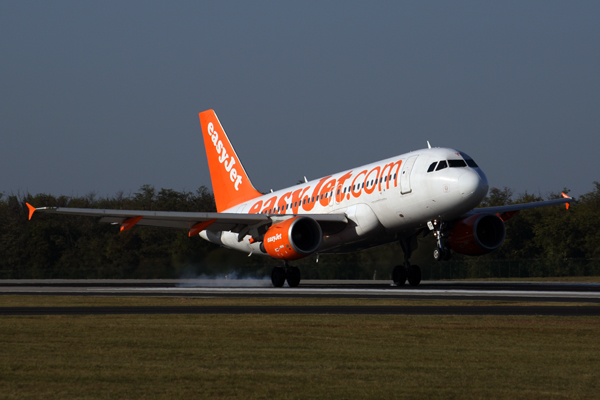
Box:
[261, 216, 322, 260]
[448, 213, 506, 256]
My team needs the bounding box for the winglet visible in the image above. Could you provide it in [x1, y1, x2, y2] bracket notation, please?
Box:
[26, 203, 36, 220]
[562, 193, 571, 210]
[120, 216, 143, 232]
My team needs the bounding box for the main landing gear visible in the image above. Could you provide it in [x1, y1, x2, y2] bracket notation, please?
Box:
[393, 236, 421, 287]
[271, 262, 301, 288]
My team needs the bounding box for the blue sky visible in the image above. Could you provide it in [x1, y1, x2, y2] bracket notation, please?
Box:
[1, 1, 599, 199]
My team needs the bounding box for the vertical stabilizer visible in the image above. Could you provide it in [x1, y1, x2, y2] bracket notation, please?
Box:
[199, 110, 262, 212]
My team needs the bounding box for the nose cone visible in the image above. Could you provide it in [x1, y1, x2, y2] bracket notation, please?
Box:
[459, 170, 488, 204]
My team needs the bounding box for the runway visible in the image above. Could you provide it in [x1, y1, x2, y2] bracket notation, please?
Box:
[2, 279, 600, 303]
[2, 279, 600, 316]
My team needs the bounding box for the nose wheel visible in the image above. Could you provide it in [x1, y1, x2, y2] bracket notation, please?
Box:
[429, 220, 451, 261]
[433, 247, 451, 261]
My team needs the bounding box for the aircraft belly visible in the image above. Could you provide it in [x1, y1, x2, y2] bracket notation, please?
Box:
[320, 203, 385, 251]
[375, 191, 428, 231]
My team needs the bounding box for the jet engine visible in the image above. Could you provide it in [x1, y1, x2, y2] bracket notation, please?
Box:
[261, 216, 322, 260]
[448, 213, 506, 255]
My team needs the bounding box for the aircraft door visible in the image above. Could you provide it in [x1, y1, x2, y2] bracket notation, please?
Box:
[400, 156, 418, 194]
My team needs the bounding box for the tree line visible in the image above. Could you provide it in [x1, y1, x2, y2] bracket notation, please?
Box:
[1, 183, 599, 279]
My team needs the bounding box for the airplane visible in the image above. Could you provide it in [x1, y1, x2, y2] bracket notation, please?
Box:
[27, 109, 572, 287]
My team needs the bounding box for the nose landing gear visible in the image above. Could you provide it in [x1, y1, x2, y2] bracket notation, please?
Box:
[429, 220, 451, 262]
[433, 247, 451, 261]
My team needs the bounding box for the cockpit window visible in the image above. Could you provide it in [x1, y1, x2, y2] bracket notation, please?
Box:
[465, 159, 478, 168]
[436, 160, 448, 171]
[448, 159, 467, 168]
[429, 157, 473, 172]
[460, 152, 479, 168]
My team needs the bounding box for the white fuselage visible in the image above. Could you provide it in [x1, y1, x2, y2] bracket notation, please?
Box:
[200, 147, 489, 255]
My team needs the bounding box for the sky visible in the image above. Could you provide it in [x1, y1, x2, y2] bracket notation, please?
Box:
[1, 1, 599, 200]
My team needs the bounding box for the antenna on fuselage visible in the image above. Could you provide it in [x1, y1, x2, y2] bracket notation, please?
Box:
[304, 176, 308, 183]
[427, 141, 431, 149]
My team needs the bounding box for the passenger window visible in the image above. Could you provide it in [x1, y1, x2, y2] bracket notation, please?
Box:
[427, 162, 437, 172]
[448, 159, 467, 168]
[436, 160, 448, 171]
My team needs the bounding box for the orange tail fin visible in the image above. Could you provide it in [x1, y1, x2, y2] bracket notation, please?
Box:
[199, 110, 262, 212]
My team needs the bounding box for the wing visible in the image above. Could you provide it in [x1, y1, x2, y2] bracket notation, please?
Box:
[464, 193, 573, 221]
[26, 204, 348, 237]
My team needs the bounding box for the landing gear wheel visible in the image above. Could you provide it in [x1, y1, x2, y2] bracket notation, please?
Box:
[285, 267, 301, 288]
[434, 247, 451, 261]
[271, 267, 286, 287]
[392, 265, 407, 286]
[407, 265, 422, 286]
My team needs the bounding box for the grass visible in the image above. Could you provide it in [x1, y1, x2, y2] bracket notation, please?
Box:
[1, 298, 600, 398]
[1, 295, 598, 307]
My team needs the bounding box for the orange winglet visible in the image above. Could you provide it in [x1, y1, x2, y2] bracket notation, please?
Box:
[189, 219, 217, 237]
[562, 193, 571, 210]
[26, 203, 36, 220]
[120, 216, 143, 232]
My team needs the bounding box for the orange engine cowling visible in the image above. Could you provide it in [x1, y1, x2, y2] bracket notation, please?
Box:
[448, 213, 506, 256]
[261, 216, 322, 260]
